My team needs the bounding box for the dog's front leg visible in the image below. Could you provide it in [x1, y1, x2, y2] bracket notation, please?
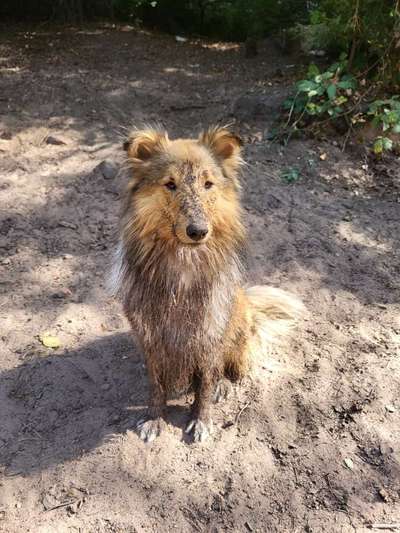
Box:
[137, 359, 166, 443]
[186, 371, 215, 442]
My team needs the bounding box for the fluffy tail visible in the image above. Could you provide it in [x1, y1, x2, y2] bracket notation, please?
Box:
[245, 285, 305, 357]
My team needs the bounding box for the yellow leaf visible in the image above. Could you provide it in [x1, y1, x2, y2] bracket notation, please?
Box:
[39, 333, 61, 349]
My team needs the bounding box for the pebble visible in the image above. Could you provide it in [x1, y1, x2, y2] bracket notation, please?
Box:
[96, 160, 118, 180]
[46, 135, 66, 145]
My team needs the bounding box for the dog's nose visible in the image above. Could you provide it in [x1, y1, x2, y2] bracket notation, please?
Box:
[186, 223, 209, 241]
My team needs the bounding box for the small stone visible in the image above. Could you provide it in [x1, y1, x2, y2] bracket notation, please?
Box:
[96, 160, 118, 180]
[378, 488, 390, 502]
[58, 220, 78, 230]
[101, 383, 111, 391]
[52, 288, 72, 299]
[385, 404, 395, 413]
[46, 135, 66, 145]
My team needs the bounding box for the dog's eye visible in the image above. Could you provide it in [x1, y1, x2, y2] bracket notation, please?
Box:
[204, 181, 213, 190]
[165, 181, 177, 191]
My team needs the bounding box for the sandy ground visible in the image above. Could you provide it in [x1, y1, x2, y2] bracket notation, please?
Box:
[1, 24, 400, 533]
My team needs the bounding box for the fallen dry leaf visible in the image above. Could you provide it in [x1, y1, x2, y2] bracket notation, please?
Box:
[39, 333, 61, 349]
[344, 457, 354, 470]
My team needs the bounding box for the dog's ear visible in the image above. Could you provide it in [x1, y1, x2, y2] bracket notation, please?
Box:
[199, 126, 243, 183]
[123, 128, 169, 162]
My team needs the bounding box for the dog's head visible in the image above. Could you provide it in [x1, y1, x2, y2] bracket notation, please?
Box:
[122, 125, 244, 248]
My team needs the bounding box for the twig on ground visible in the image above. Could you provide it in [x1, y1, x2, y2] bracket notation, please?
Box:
[341, 122, 354, 152]
[369, 524, 400, 530]
[235, 401, 251, 424]
[44, 500, 77, 512]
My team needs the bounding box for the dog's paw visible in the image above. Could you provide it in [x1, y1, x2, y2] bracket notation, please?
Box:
[186, 418, 213, 443]
[136, 417, 163, 443]
[213, 379, 232, 404]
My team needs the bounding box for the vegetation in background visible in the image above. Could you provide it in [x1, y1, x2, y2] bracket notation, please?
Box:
[280, 58, 400, 154]
[0, 1, 310, 40]
[1, 0, 399, 152]
[296, 0, 400, 84]
[278, 0, 400, 153]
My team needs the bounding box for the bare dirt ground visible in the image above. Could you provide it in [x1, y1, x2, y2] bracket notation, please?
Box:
[1, 23, 400, 533]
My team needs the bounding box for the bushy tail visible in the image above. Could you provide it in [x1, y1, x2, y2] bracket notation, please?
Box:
[245, 285, 305, 357]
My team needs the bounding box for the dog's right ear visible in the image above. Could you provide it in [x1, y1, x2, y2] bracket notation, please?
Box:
[123, 128, 169, 162]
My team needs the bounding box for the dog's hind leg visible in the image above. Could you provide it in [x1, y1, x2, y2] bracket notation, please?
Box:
[221, 289, 252, 382]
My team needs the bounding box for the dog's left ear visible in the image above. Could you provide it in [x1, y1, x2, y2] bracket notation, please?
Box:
[199, 126, 243, 185]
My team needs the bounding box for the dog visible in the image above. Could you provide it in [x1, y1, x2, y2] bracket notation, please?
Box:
[111, 125, 304, 442]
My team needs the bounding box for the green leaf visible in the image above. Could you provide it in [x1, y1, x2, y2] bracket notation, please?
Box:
[337, 80, 355, 90]
[318, 71, 334, 82]
[371, 116, 381, 128]
[327, 84, 337, 100]
[335, 95, 348, 105]
[306, 102, 322, 115]
[280, 167, 300, 184]
[297, 80, 317, 93]
[320, 101, 332, 113]
[382, 137, 393, 151]
[373, 137, 384, 154]
[307, 63, 320, 78]
[392, 124, 400, 133]
[387, 111, 399, 124]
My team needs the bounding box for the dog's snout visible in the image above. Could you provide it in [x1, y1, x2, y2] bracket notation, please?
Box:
[186, 223, 209, 242]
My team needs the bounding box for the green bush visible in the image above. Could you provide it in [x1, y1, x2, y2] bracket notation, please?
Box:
[284, 59, 357, 120]
[368, 97, 400, 153]
[281, 59, 400, 154]
[299, 0, 400, 86]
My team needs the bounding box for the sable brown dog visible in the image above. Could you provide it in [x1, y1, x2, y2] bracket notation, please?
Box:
[111, 125, 304, 443]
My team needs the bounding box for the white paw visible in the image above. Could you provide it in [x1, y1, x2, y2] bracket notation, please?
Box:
[185, 418, 213, 443]
[136, 418, 162, 443]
